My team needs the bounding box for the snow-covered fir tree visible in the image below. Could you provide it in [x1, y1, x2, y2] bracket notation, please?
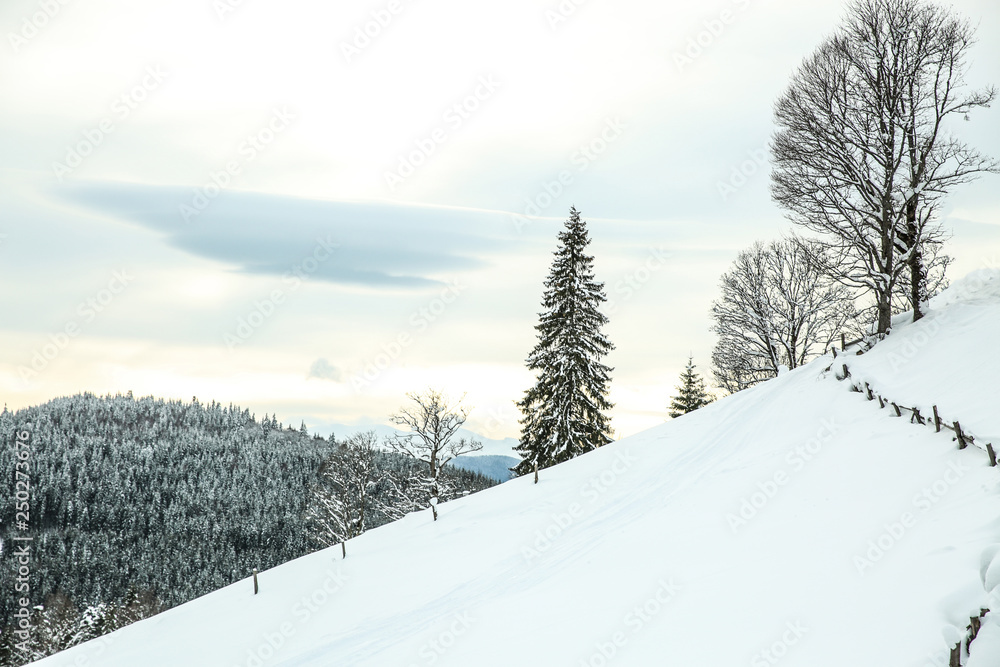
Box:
[668, 356, 713, 418]
[515, 207, 614, 476]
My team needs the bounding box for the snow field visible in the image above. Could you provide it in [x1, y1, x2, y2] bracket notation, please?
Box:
[31, 271, 1000, 667]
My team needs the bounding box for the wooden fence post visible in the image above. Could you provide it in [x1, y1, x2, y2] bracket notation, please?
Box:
[878, 395, 885, 409]
[911, 408, 924, 425]
[933, 406, 941, 432]
[865, 383, 874, 401]
[341, 541, 347, 559]
[534, 462, 539, 485]
[955, 422, 967, 449]
[841, 333, 846, 350]
[892, 403, 902, 417]
[971, 615, 983, 643]
[842, 364, 850, 379]
[253, 568, 259, 595]
[987, 443, 997, 467]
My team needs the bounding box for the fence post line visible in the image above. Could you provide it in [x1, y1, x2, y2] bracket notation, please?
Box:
[253, 568, 259, 595]
[839, 355, 998, 471]
[841, 332, 846, 350]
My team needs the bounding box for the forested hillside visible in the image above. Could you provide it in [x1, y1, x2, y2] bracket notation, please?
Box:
[0, 393, 495, 665]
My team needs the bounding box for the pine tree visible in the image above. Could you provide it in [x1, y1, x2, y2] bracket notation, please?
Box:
[515, 207, 614, 476]
[668, 356, 713, 418]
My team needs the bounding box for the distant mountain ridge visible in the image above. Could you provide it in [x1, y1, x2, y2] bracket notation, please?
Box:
[319, 422, 522, 459]
[447, 455, 519, 482]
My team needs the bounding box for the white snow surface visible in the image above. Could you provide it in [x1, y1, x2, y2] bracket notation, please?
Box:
[968, 614, 1000, 667]
[33, 271, 1000, 667]
[849, 269, 1000, 444]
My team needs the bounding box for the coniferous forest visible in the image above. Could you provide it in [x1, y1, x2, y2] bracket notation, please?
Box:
[0, 393, 495, 665]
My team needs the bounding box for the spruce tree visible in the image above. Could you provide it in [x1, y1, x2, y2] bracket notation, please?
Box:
[515, 207, 614, 476]
[668, 356, 713, 418]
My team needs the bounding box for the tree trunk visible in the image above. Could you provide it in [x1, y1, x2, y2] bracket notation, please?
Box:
[429, 453, 440, 521]
[876, 291, 893, 335]
[907, 205, 925, 322]
[877, 211, 894, 335]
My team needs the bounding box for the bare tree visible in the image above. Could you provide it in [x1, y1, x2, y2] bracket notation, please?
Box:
[711, 239, 855, 393]
[389, 390, 482, 521]
[771, 0, 996, 333]
[305, 431, 415, 552]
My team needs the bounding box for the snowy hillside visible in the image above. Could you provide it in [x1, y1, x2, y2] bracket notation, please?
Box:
[33, 271, 1000, 667]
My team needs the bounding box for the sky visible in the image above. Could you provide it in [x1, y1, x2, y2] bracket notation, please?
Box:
[1, 0, 998, 440]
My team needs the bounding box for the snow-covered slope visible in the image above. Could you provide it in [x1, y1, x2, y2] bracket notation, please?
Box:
[848, 269, 1000, 445]
[33, 271, 1000, 667]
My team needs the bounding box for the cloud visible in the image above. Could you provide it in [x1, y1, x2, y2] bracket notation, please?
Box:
[55, 181, 519, 290]
[308, 358, 342, 382]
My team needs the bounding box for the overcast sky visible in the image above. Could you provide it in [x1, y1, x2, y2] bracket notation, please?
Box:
[1, 0, 998, 440]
